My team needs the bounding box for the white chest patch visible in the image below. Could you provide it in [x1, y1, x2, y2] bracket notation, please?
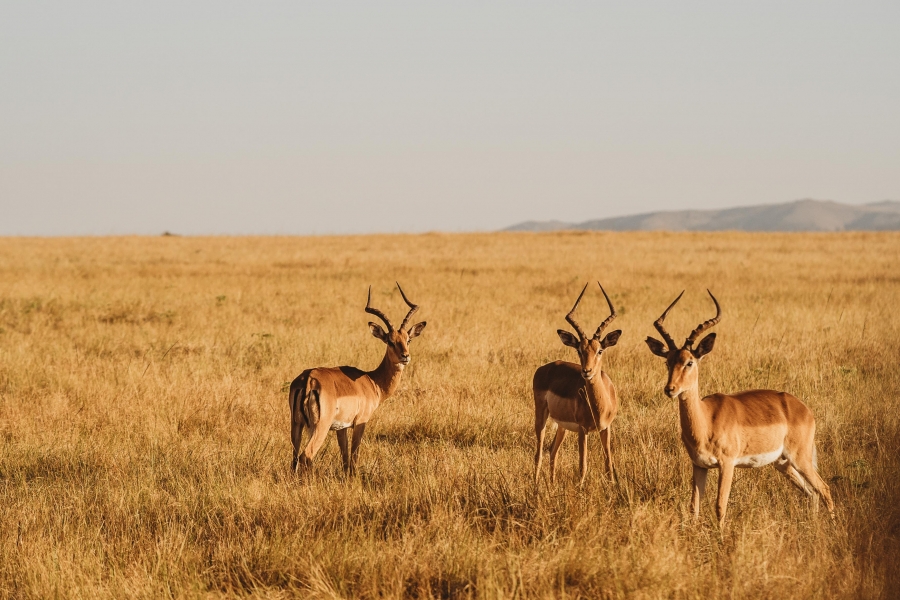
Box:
[735, 447, 783, 468]
[330, 420, 353, 431]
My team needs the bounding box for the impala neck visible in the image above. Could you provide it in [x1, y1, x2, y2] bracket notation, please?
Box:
[584, 371, 613, 414]
[368, 351, 405, 401]
[676, 380, 709, 443]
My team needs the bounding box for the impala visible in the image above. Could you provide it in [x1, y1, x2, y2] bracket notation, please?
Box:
[645, 290, 834, 527]
[288, 283, 426, 475]
[533, 282, 622, 485]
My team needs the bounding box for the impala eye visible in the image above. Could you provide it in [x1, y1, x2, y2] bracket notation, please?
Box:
[686, 361, 694, 367]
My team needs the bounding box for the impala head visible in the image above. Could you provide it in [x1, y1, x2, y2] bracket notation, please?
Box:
[366, 283, 427, 367]
[645, 290, 720, 398]
[557, 282, 622, 381]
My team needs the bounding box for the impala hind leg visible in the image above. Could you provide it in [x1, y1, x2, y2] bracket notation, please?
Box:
[774, 456, 814, 497]
[787, 425, 835, 516]
[548, 427, 566, 483]
[336, 428, 351, 473]
[691, 465, 708, 519]
[600, 426, 615, 483]
[297, 422, 331, 473]
[534, 400, 550, 482]
[291, 423, 304, 472]
[290, 392, 305, 472]
[792, 455, 835, 516]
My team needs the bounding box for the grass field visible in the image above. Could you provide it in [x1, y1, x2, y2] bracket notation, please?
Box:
[0, 232, 898, 599]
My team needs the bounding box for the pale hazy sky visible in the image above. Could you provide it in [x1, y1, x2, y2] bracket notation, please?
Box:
[2, 2, 898, 235]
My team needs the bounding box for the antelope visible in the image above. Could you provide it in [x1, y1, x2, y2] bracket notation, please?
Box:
[533, 283, 622, 485]
[288, 283, 426, 475]
[645, 290, 835, 527]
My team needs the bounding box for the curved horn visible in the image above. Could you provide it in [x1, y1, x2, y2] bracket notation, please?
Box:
[592, 282, 617, 340]
[365, 286, 394, 332]
[396, 282, 419, 331]
[565, 283, 589, 340]
[654, 290, 684, 351]
[686, 289, 721, 346]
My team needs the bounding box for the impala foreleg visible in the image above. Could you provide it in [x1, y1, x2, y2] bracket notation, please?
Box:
[600, 426, 615, 483]
[549, 427, 566, 483]
[349, 423, 367, 476]
[691, 465, 707, 519]
[715, 461, 735, 528]
[577, 431, 588, 485]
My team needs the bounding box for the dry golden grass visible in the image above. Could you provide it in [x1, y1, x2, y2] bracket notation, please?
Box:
[0, 232, 898, 599]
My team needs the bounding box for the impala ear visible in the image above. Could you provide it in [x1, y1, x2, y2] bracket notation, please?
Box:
[557, 329, 580, 349]
[368, 322, 389, 344]
[645, 336, 668, 358]
[693, 333, 716, 359]
[600, 329, 621, 349]
[407, 321, 427, 340]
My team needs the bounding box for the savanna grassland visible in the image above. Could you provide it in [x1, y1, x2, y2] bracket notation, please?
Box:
[0, 232, 898, 599]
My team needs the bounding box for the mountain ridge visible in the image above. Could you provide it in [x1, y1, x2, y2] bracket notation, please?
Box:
[505, 199, 900, 232]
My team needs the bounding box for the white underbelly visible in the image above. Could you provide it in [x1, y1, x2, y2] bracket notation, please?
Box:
[735, 446, 783, 468]
[550, 418, 582, 432]
[330, 420, 353, 431]
[692, 454, 719, 468]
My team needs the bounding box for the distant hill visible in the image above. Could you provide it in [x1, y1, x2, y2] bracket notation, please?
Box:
[505, 199, 900, 232]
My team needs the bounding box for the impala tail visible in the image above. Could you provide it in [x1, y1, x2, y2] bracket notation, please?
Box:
[289, 370, 320, 430]
[302, 377, 321, 429]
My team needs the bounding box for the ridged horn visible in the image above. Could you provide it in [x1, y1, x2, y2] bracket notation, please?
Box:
[365, 286, 394, 332]
[565, 283, 590, 340]
[396, 282, 419, 332]
[592, 282, 617, 340]
[654, 290, 684, 351]
[686, 289, 721, 346]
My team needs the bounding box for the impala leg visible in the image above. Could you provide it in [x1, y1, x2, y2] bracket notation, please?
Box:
[793, 457, 835, 517]
[600, 426, 615, 484]
[336, 428, 351, 474]
[534, 400, 549, 482]
[789, 425, 835, 517]
[534, 425, 546, 482]
[549, 427, 567, 483]
[299, 422, 331, 473]
[715, 461, 735, 529]
[349, 423, 367, 476]
[577, 431, 588, 485]
[291, 417, 304, 473]
[775, 457, 814, 496]
[691, 465, 708, 519]
[290, 388, 305, 472]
